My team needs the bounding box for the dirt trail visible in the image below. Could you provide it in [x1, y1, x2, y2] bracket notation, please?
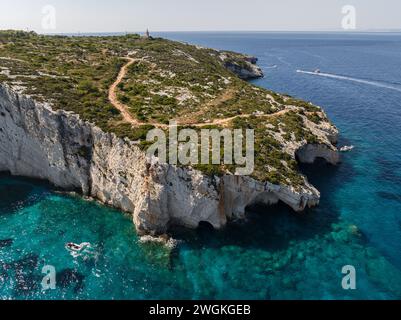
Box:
[190, 108, 291, 128]
[109, 57, 293, 129]
[108, 57, 142, 126]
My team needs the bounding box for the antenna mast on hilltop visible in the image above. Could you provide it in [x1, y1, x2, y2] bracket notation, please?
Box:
[144, 29, 150, 39]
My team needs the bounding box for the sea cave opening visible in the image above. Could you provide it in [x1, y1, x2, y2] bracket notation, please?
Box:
[197, 221, 215, 232]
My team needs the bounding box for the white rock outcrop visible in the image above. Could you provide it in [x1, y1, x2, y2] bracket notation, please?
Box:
[219, 52, 264, 80]
[0, 84, 338, 235]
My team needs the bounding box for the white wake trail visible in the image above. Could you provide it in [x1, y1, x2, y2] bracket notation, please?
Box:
[296, 70, 401, 93]
[261, 64, 278, 69]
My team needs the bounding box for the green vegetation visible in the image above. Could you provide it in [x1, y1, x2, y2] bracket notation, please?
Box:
[116, 39, 280, 123]
[0, 30, 138, 133]
[231, 115, 310, 186]
[113, 123, 155, 142]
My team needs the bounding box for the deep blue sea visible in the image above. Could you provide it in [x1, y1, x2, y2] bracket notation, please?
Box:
[1, 32, 401, 300]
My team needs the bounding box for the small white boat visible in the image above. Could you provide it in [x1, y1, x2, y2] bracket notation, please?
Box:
[65, 242, 96, 259]
[66, 242, 97, 259]
[340, 145, 354, 152]
[314, 69, 321, 74]
[66, 242, 91, 252]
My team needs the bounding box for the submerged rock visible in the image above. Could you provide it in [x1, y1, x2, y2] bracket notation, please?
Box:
[0, 238, 13, 248]
[57, 268, 85, 294]
[139, 234, 181, 249]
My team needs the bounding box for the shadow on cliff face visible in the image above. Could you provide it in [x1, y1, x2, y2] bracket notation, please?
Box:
[0, 173, 54, 215]
[170, 203, 342, 252]
[169, 157, 358, 252]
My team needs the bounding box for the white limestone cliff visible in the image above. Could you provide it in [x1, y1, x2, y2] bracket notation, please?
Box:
[218, 52, 264, 79]
[0, 84, 339, 235]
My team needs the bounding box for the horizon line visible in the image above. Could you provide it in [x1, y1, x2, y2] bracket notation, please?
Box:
[3, 28, 401, 35]
[38, 29, 401, 35]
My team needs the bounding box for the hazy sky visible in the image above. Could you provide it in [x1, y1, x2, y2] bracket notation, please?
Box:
[1, 0, 401, 33]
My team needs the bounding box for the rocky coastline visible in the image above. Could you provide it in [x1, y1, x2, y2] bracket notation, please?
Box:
[0, 83, 339, 235]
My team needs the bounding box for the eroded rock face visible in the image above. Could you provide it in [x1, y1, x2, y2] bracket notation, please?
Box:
[220, 175, 320, 219]
[0, 84, 338, 235]
[218, 52, 264, 80]
[224, 60, 264, 80]
[296, 143, 340, 165]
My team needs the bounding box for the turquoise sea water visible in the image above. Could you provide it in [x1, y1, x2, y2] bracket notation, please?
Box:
[1, 32, 401, 299]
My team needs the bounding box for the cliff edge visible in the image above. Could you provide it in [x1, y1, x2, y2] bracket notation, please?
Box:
[0, 83, 338, 235]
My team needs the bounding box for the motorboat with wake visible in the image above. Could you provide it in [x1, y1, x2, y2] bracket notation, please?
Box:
[65, 242, 96, 258]
[296, 68, 323, 75]
[340, 145, 355, 152]
[66, 242, 90, 251]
